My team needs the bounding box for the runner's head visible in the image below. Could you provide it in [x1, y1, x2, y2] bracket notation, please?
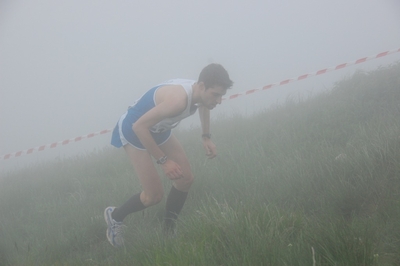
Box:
[197, 64, 233, 109]
[198, 63, 233, 90]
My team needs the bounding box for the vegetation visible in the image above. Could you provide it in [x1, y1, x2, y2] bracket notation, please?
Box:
[1, 62, 399, 265]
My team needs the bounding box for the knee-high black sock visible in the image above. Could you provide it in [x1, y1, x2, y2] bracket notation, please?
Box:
[112, 192, 146, 222]
[164, 186, 188, 229]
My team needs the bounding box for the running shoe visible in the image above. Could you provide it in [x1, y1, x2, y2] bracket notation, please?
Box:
[104, 206, 125, 247]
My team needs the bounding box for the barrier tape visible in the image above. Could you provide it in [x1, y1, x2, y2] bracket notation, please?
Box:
[222, 48, 400, 101]
[1, 48, 399, 161]
[1, 129, 113, 160]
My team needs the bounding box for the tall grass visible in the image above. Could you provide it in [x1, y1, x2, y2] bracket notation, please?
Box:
[1, 62, 399, 265]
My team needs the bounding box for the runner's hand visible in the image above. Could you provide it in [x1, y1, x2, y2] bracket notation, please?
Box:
[161, 160, 183, 180]
[202, 139, 217, 159]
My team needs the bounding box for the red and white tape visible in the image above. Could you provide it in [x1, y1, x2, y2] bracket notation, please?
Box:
[1, 48, 399, 161]
[1, 129, 112, 160]
[223, 48, 400, 101]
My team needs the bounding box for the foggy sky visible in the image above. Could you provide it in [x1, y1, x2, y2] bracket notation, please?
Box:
[1, 0, 400, 172]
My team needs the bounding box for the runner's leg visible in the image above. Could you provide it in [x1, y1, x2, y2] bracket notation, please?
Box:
[111, 144, 164, 222]
[159, 135, 194, 232]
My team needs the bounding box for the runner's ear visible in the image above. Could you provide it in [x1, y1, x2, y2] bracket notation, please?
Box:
[198, 82, 206, 91]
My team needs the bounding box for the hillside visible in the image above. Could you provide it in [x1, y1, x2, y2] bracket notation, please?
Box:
[0, 62, 399, 265]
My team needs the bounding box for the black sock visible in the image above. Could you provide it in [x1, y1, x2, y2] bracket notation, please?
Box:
[111, 192, 146, 222]
[164, 186, 188, 230]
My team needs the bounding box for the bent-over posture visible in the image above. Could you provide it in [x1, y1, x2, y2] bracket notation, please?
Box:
[104, 63, 233, 247]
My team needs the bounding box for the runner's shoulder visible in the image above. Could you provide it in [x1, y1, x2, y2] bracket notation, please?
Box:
[156, 85, 187, 109]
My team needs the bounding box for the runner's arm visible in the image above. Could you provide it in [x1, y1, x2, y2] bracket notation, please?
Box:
[133, 90, 186, 161]
[198, 105, 217, 159]
[198, 105, 210, 136]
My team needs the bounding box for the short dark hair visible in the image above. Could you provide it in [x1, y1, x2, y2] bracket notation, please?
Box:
[198, 63, 233, 90]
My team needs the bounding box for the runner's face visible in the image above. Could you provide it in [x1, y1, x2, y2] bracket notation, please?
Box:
[202, 86, 227, 110]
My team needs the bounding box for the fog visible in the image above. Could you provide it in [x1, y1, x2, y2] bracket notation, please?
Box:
[1, 0, 400, 173]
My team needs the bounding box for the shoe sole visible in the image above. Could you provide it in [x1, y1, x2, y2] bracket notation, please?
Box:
[104, 207, 117, 247]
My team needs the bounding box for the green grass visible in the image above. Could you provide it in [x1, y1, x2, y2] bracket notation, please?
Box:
[1, 62, 400, 265]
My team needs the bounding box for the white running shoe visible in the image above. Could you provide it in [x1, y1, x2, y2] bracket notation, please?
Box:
[104, 206, 125, 247]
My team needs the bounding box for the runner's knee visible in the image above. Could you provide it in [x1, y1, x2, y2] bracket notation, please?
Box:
[175, 173, 194, 191]
[141, 191, 164, 206]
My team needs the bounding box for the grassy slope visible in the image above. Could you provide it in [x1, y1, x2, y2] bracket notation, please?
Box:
[0, 62, 399, 265]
